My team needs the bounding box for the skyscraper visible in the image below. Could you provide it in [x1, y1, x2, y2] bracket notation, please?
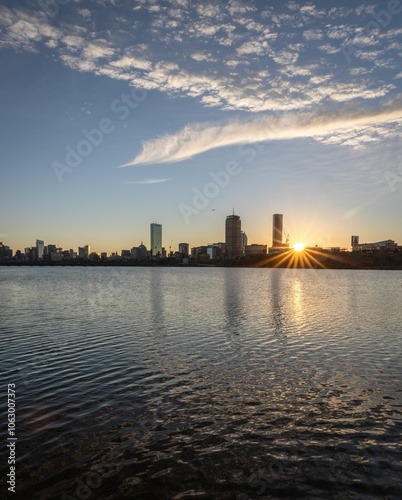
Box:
[225, 214, 242, 258]
[150, 223, 162, 257]
[36, 239, 44, 260]
[272, 214, 283, 247]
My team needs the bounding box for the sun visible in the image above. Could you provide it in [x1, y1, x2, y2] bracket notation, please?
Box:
[293, 242, 305, 252]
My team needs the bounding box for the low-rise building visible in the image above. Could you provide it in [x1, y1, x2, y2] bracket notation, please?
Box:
[245, 244, 267, 256]
[178, 243, 189, 256]
[131, 244, 148, 260]
[352, 239, 398, 251]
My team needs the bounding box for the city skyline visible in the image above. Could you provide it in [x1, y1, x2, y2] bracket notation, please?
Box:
[1, 1, 402, 253]
[1, 209, 398, 258]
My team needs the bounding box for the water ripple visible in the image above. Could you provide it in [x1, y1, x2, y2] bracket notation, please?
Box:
[0, 267, 402, 498]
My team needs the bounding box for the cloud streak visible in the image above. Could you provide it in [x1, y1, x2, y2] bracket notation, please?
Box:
[122, 100, 402, 166]
[124, 178, 170, 184]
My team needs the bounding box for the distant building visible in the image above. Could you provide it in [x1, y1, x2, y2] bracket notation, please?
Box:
[89, 252, 99, 261]
[245, 244, 267, 256]
[178, 243, 189, 256]
[268, 213, 290, 253]
[0, 242, 12, 259]
[78, 247, 86, 259]
[150, 223, 162, 257]
[351, 236, 359, 249]
[352, 239, 398, 251]
[225, 214, 242, 258]
[268, 243, 289, 254]
[191, 246, 208, 260]
[215, 242, 226, 256]
[15, 250, 23, 260]
[197, 253, 210, 263]
[36, 240, 44, 260]
[131, 243, 148, 260]
[207, 244, 221, 259]
[121, 250, 131, 258]
[191, 246, 210, 263]
[47, 244, 57, 255]
[30, 247, 37, 261]
[84, 245, 91, 258]
[272, 214, 283, 247]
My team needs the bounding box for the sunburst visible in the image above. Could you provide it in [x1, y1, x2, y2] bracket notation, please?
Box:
[293, 242, 305, 252]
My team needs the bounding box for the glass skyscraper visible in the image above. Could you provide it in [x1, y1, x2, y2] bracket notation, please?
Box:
[36, 239, 44, 260]
[150, 223, 162, 257]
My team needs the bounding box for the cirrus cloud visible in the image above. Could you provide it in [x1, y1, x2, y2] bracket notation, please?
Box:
[121, 99, 402, 166]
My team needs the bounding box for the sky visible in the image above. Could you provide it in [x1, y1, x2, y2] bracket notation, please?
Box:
[0, 0, 402, 254]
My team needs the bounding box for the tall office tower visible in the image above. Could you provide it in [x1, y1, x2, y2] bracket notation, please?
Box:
[225, 214, 242, 258]
[36, 239, 44, 260]
[272, 214, 283, 247]
[84, 245, 91, 258]
[150, 223, 162, 257]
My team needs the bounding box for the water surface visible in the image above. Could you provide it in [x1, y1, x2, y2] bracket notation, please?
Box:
[1, 267, 402, 499]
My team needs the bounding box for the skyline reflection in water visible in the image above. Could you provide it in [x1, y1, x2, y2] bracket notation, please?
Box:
[0, 267, 401, 499]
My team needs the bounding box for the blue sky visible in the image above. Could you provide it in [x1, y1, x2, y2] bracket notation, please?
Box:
[0, 0, 402, 253]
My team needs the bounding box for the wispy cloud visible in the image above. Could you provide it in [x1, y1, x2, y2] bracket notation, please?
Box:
[122, 100, 402, 166]
[123, 178, 170, 184]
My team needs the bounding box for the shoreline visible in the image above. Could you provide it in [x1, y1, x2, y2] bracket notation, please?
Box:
[1, 261, 402, 270]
